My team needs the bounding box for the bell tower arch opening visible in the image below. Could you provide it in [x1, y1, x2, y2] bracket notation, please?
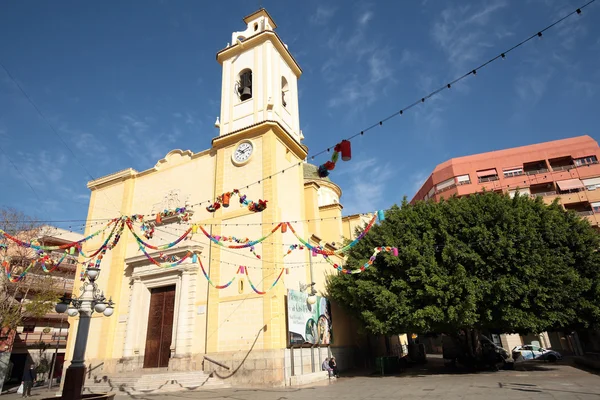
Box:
[216, 8, 303, 139]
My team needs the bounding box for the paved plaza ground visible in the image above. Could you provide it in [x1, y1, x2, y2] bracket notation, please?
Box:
[3, 360, 600, 400]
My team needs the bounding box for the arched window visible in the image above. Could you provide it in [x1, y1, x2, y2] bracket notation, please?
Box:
[237, 69, 252, 101]
[281, 76, 289, 108]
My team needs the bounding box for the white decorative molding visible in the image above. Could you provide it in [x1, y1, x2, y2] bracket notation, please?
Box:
[154, 149, 194, 171]
[125, 244, 203, 268]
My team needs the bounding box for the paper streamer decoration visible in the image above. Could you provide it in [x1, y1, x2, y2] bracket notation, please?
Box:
[244, 266, 285, 295]
[199, 259, 238, 289]
[126, 220, 192, 251]
[207, 189, 268, 213]
[324, 246, 398, 274]
[317, 140, 352, 178]
[287, 213, 378, 256]
[199, 223, 283, 249]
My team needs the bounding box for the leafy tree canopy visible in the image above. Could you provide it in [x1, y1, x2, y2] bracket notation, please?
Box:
[327, 192, 600, 337]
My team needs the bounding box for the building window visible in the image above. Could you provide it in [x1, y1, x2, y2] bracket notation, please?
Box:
[477, 169, 499, 183]
[583, 177, 600, 191]
[592, 202, 600, 214]
[556, 178, 584, 194]
[281, 77, 289, 108]
[523, 160, 549, 175]
[237, 69, 252, 101]
[574, 155, 598, 166]
[435, 177, 456, 193]
[503, 167, 524, 178]
[456, 174, 471, 185]
[23, 325, 35, 333]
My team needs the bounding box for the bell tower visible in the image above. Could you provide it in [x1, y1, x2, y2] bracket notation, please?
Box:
[216, 9, 302, 140]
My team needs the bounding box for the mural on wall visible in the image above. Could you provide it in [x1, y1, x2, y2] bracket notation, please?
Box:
[287, 289, 332, 346]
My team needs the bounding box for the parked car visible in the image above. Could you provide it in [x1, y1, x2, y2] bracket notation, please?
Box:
[443, 334, 513, 369]
[512, 344, 562, 362]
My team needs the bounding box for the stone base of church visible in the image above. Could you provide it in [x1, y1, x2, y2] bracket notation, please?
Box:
[82, 346, 358, 387]
[203, 349, 287, 386]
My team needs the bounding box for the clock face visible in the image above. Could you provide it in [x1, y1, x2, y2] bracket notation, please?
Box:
[233, 141, 253, 164]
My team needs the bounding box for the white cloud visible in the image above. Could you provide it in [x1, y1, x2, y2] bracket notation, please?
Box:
[14, 150, 67, 188]
[75, 132, 107, 153]
[431, 1, 508, 74]
[410, 170, 431, 195]
[310, 6, 336, 25]
[117, 114, 187, 169]
[323, 10, 395, 111]
[358, 11, 374, 26]
[340, 157, 395, 214]
[514, 71, 553, 104]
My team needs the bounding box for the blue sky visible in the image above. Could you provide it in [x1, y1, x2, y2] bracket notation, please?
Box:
[1, 0, 599, 230]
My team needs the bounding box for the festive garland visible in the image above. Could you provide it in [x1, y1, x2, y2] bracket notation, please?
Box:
[207, 189, 268, 213]
[317, 140, 351, 178]
[198, 223, 283, 249]
[287, 212, 381, 256]
[323, 246, 398, 274]
[2, 208, 387, 283]
[126, 219, 191, 251]
[0, 218, 119, 253]
[243, 266, 285, 295]
[199, 259, 238, 289]
[135, 241, 193, 268]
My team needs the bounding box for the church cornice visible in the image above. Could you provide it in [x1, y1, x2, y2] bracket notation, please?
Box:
[304, 179, 342, 199]
[243, 8, 277, 28]
[212, 120, 307, 160]
[87, 168, 137, 190]
[216, 31, 302, 77]
[319, 203, 344, 212]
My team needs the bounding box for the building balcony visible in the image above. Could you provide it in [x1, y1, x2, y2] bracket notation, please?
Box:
[12, 331, 68, 348]
[555, 191, 588, 205]
[531, 191, 557, 198]
[551, 164, 575, 172]
[478, 175, 499, 183]
[435, 183, 457, 194]
[16, 273, 74, 293]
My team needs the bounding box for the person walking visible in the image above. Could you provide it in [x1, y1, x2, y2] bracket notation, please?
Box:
[22, 365, 36, 398]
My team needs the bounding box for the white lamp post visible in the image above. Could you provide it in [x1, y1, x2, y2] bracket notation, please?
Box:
[54, 266, 115, 400]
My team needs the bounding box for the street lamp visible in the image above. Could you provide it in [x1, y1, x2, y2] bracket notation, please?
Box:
[54, 266, 115, 400]
[300, 282, 318, 305]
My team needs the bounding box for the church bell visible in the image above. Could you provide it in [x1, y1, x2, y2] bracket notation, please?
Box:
[240, 86, 252, 101]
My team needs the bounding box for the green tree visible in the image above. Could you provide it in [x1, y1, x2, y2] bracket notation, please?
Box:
[327, 192, 600, 355]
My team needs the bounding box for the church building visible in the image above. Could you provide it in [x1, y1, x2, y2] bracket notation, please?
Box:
[65, 9, 371, 388]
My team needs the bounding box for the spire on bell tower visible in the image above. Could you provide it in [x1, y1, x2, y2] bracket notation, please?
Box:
[216, 9, 303, 139]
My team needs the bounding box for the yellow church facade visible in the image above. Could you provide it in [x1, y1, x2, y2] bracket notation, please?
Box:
[64, 9, 371, 386]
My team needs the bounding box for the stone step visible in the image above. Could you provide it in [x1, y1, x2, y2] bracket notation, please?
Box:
[84, 370, 229, 395]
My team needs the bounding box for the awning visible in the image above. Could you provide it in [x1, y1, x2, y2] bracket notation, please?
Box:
[556, 179, 584, 191]
[436, 178, 455, 190]
[456, 174, 471, 183]
[582, 177, 600, 186]
[477, 169, 497, 177]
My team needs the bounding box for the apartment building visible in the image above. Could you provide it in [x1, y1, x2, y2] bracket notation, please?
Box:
[411, 135, 600, 228]
[1, 227, 82, 389]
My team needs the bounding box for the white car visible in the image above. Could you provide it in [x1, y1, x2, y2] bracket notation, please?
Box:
[512, 344, 562, 362]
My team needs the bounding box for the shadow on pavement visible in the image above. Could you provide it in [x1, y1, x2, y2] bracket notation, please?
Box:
[339, 355, 562, 379]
